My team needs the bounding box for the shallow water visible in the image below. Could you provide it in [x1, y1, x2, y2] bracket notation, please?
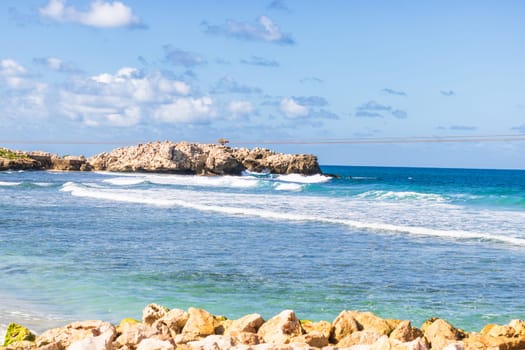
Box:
[1, 166, 524, 333]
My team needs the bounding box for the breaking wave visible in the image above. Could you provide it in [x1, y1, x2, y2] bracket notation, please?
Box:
[60, 182, 525, 248]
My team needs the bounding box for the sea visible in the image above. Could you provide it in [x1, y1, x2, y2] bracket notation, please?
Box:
[1, 166, 524, 338]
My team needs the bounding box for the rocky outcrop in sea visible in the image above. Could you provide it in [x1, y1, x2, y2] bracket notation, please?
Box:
[0, 142, 321, 175]
[3, 305, 525, 350]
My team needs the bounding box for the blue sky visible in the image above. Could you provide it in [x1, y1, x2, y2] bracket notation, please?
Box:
[1, 0, 524, 169]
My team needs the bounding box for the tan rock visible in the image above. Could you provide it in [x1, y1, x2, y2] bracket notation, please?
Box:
[136, 337, 175, 350]
[337, 330, 382, 348]
[291, 331, 328, 348]
[225, 330, 260, 345]
[330, 311, 361, 343]
[36, 321, 115, 350]
[352, 312, 396, 336]
[226, 314, 265, 335]
[301, 321, 332, 340]
[370, 335, 392, 350]
[1, 340, 37, 350]
[391, 337, 428, 350]
[154, 308, 189, 337]
[441, 343, 463, 350]
[423, 319, 465, 350]
[114, 322, 157, 349]
[87, 142, 321, 175]
[464, 333, 525, 350]
[390, 321, 424, 343]
[181, 308, 222, 340]
[257, 310, 304, 345]
[143, 304, 170, 326]
[187, 335, 235, 350]
[68, 325, 115, 350]
[480, 324, 516, 338]
[508, 319, 525, 337]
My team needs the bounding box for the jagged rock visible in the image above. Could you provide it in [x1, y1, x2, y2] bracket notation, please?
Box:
[337, 330, 382, 348]
[291, 331, 328, 348]
[390, 321, 424, 343]
[463, 333, 525, 350]
[423, 319, 465, 350]
[300, 320, 332, 340]
[143, 304, 170, 326]
[88, 142, 321, 175]
[180, 308, 223, 341]
[136, 337, 175, 350]
[114, 322, 157, 349]
[187, 335, 235, 350]
[442, 342, 463, 350]
[330, 311, 361, 343]
[0, 154, 41, 171]
[350, 311, 397, 336]
[50, 155, 88, 171]
[36, 321, 115, 350]
[225, 314, 265, 335]
[257, 310, 304, 345]
[154, 308, 189, 338]
[508, 319, 525, 337]
[67, 323, 115, 350]
[480, 323, 516, 338]
[223, 314, 264, 345]
[391, 337, 429, 350]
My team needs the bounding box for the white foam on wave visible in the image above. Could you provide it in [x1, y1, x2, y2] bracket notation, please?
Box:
[0, 181, 21, 186]
[33, 182, 54, 187]
[103, 177, 146, 186]
[59, 182, 525, 248]
[356, 190, 446, 202]
[100, 173, 260, 189]
[274, 183, 304, 191]
[276, 173, 331, 184]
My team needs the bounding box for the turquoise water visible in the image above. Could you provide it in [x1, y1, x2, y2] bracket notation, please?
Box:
[1, 166, 524, 335]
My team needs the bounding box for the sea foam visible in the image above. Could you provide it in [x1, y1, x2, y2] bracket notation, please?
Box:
[0, 181, 21, 186]
[356, 190, 446, 202]
[59, 182, 525, 248]
[275, 173, 331, 184]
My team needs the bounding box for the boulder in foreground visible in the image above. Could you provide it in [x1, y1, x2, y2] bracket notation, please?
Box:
[4, 305, 525, 350]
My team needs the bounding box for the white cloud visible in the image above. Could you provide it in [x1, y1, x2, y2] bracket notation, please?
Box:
[228, 100, 254, 117]
[154, 97, 215, 124]
[91, 67, 190, 102]
[0, 59, 27, 76]
[39, 0, 141, 28]
[60, 67, 193, 126]
[0, 59, 50, 119]
[280, 97, 309, 118]
[0, 59, 29, 88]
[204, 15, 294, 45]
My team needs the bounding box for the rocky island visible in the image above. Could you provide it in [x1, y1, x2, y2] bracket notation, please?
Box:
[3, 304, 525, 350]
[0, 142, 321, 175]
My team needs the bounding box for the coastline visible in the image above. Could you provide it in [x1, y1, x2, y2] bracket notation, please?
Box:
[2, 304, 525, 350]
[2, 164, 525, 349]
[0, 141, 322, 176]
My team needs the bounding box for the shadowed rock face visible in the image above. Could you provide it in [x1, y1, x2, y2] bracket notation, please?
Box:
[88, 141, 322, 175]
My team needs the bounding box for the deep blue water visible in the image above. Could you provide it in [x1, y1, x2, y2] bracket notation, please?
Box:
[1, 166, 524, 335]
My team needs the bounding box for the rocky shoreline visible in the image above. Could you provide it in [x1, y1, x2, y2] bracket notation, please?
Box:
[0, 142, 321, 176]
[2, 305, 525, 350]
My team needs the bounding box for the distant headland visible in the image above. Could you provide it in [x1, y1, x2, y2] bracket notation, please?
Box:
[0, 141, 321, 176]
